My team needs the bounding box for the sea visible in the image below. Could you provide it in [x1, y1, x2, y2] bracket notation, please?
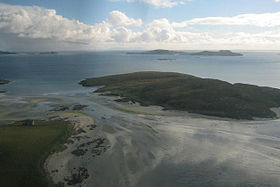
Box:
[0, 51, 280, 96]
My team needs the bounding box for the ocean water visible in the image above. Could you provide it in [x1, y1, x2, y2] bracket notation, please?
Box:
[0, 51, 280, 96]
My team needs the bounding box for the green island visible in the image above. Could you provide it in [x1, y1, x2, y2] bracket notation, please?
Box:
[190, 50, 243, 56]
[0, 51, 16, 55]
[0, 120, 72, 187]
[80, 71, 280, 119]
[127, 49, 243, 56]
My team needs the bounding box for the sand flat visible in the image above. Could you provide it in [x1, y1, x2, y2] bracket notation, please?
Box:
[1, 93, 280, 186]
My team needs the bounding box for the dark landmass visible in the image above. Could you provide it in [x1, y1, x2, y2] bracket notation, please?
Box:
[64, 167, 89, 185]
[50, 104, 88, 111]
[0, 80, 10, 85]
[127, 49, 186, 55]
[39, 51, 58, 55]
[80, 71, 280, 119]
[190, 50, 243, 56]
[0, 51, 16, 55]
[0, 80, 10, 93]
[127, 49, 243, 56]
[0, 120, 72, 187]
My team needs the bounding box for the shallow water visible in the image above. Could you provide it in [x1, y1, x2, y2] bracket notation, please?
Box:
[2, 51, 280, 186]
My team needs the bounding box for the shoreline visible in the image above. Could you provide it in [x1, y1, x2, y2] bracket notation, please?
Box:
[1, 92, 280, 186]
[95, 93, 279, 122]
[80, 71, 280, 120]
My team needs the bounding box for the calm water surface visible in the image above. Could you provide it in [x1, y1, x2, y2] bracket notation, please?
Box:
[0, 51, 280, 96]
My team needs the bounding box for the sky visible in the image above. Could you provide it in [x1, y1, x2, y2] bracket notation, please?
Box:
[1, 0, 280, 51]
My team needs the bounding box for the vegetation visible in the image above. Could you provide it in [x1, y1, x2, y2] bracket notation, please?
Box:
[190, 50, 243, 56]
[127, 49, 185, 55]
[127, 49, 243, 56]
[0, 120, 72, 187]
[80, 71, 280, 119]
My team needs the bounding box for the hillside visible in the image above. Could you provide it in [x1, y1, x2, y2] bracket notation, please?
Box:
[127, 49, 186, 55]
[80, 72, 280, 120]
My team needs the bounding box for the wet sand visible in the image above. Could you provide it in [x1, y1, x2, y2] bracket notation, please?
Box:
[1, 92, 280, 186]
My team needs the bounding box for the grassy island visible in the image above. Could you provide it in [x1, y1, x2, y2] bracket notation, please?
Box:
[0, 120, 72, 187]
[80, 71, 280, 119]
[190, 50, 243, 56]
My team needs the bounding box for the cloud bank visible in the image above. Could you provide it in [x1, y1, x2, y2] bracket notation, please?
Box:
[111, 0, 188, 8]
[1, 3, 280, 51]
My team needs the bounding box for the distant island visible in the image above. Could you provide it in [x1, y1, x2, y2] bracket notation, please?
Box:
[0, 79, 10, 93]
[127, 49, 185, 55]
[127, 49, 243, 56]
[0, 80, 10, 85]
[39, 51, 58, 55]
[0, 51, 16, 55]
[80, 71, 280, 119]
[190, 50, 243, 56]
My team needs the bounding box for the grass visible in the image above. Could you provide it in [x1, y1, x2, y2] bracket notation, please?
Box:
[0, 120, 72, 187]
[80, 71, 280, 119]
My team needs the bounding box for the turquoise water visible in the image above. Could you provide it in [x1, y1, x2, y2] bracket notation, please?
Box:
[0, 51, 280, 96]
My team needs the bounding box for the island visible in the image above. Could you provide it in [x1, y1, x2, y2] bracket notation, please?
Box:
[127, 49, 185, 55]
[190, 50, 243, 56]
[127, 49, 243, 56]
[80, 71, 280, 119]
[0, 80, 10, 85]
[39, 51, 58, 55]
[0, 51, 16, 55]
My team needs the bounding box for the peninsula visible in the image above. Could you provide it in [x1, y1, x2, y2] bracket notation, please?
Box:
[127, 49, 243, 56]
[80, 71, 280, 119]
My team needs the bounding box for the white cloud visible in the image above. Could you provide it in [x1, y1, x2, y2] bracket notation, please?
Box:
[172, 12, 280, 27]
[109, 10, 142, 27]
[137, 18, 212, 43]
[1, 3, 280, 50]
[112, 0, 188, 8]
[0, 3, 112, 43]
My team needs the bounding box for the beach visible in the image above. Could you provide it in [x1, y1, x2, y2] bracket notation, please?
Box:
[1, 91, 280, 186]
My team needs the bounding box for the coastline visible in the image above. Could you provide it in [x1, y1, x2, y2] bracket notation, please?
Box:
[1, 91, 280, 186]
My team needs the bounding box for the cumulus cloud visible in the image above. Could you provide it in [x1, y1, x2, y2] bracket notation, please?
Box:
[1, 3, 280, 50]
[0, 3, 112, 43]
[137, 18, 212, 43]
[172, 12, 280, 27]
[109, 10, 142, 27]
